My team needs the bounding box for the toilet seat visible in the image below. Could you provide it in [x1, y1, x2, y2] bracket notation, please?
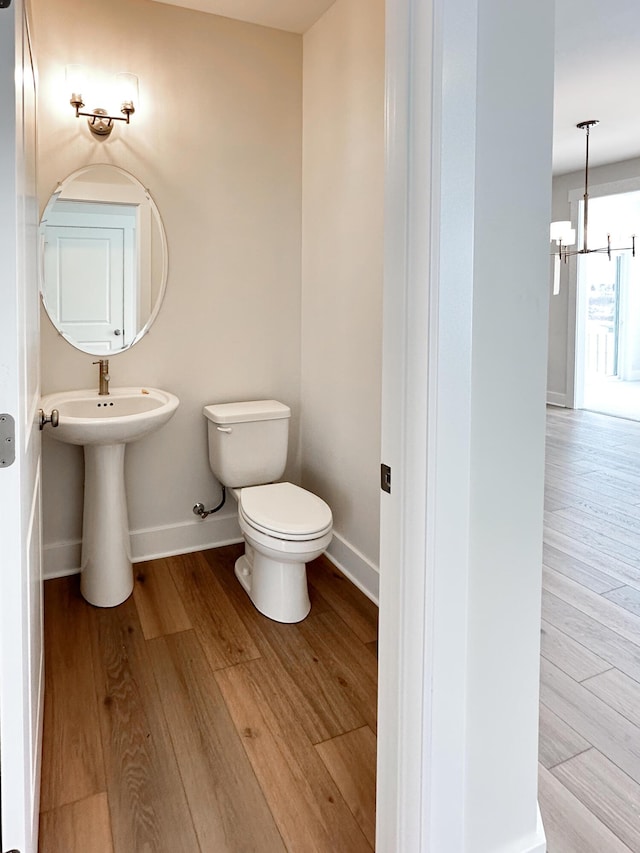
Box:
[238, 482, 332, 542]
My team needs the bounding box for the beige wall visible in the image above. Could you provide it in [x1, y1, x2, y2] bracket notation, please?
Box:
[34, 0, 385, 586]
[33, 0, 303, 569]
[301, 0, 384, 578]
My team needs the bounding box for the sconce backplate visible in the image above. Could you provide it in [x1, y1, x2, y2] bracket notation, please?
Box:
[88, 108, 114, 137]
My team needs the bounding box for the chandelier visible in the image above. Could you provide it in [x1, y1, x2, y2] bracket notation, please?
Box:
[550, 120, 636, 295]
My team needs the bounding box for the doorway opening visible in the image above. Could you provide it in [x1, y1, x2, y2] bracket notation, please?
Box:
[575, 190, 640, 419]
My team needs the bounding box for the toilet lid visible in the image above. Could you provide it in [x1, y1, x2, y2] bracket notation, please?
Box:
[239, 482, 332, 538]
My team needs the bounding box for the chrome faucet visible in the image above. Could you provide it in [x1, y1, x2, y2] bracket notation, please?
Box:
[93, 359, 110, 395]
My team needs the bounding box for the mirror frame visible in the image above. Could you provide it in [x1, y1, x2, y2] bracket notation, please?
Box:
[40, 164, 169, 355]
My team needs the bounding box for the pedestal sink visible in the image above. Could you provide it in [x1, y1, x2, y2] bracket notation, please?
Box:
[39, 387, 179, 607]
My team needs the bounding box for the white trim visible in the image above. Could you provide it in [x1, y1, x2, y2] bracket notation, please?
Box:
[380, 0, 551, 849]
[508, 807, 546, 853]
[379, 0, 480, 846]
[574, 248, 587, 409]
[485, 809, 546, 853]
[566, 249, 579, 408]
[377, 0, 423, 845]
[568, 175, 640, 204]
[325, 531, 379, 605]
[130, 515, 241, 562]
[43, 514, 242, 578]
[32, 646, 44, 847]
[546, 391, 568, 407]
[565, 176, 640, 409]
[0, 4, 43, 849]
[531, 809, 548, 853]
[43, 539, 82, 579]
[44, 520, 378, 607]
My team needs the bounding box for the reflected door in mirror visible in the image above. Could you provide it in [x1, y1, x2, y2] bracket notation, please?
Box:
[43, 201, 135, 352]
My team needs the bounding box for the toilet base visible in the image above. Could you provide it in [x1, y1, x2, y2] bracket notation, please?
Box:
[234, 544, 311, 624]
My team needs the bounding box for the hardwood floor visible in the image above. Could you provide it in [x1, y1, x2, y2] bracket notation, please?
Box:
[540, 406, 640, 852]
[39, 547, 378, 852]
[40, 406, 640, 851]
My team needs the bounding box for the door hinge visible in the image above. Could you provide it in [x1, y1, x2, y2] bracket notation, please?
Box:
[0, 413, 16, 467]
[381, 463, 391, 494]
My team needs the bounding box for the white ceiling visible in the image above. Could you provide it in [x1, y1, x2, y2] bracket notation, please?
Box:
[150, 0, 337, 34]
[154, 0, 640, 175]
[554, 0, 640, 174]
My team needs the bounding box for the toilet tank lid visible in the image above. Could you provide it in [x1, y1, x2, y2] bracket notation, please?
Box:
[203, 400, 291, 425]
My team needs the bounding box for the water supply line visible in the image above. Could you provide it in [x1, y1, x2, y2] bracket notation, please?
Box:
[193, 486, 226, 519]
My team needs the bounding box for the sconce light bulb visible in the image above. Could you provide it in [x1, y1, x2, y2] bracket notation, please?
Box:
[66, 64, 89, 106]
[116, 73, 138, 114]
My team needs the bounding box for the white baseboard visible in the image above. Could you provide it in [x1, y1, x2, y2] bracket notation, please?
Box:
[494, 806, 545, 853]
[43, 516, 380, 610]
[130, 513, 242, 562]
[326, 530, 379, 605]
[43, 539, 82, 579]
[520, 806, 546, 853]
[546, 391, 567, 407]
[43, 513, 242, 579]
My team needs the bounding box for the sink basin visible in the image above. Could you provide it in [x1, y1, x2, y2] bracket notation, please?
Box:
[39, 386, 179, 608]
[40, 386, 179, 446]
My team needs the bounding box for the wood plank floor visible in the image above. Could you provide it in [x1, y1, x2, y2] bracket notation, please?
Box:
[40, 406, 640, 851]
[541, 406, 640, 853]
[39, 547, 378, 852]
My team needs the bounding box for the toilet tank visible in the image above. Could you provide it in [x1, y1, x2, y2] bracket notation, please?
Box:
[203, 400, 291, 488]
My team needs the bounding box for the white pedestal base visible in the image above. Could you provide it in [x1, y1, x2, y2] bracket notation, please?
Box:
[80, 443, 133, 607]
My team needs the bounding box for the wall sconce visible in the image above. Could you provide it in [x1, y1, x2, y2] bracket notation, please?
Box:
[66, 65, 138, 137]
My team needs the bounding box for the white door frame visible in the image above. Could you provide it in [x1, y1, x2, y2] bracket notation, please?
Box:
[1, 1, 553, 850]
[566, 176, 640, 408]
[0, 2, 43, 852]
[378, 0, 552, 849]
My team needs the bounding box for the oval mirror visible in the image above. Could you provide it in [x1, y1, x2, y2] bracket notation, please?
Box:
[40, 164, 168, 355]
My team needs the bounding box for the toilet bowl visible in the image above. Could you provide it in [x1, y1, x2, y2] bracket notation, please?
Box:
[234, 482, 332, 623]
[203, 400, 333, 623]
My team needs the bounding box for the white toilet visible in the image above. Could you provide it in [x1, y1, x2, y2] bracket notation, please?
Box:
[203, 400, 333, 623]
